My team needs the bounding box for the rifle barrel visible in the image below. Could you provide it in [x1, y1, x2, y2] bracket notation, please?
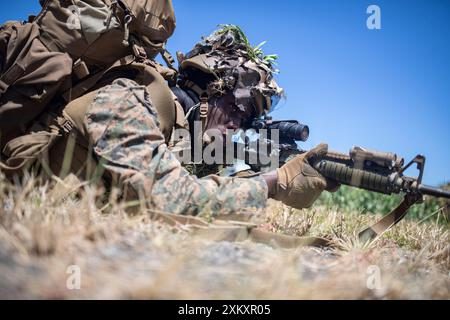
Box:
[418, 184, 450, 199]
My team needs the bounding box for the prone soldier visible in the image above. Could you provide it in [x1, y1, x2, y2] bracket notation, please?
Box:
[0, 1, 336, 218]
[46, 25, 336, 217]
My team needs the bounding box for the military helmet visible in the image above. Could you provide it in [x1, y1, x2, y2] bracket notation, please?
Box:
[177, 25, 284, 118]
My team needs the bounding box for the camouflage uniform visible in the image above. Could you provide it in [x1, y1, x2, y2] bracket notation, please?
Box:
[83, 78, 268, 216]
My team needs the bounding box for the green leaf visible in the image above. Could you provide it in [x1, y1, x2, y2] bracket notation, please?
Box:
[253, 41, 267, 52]
[215, 24, 279, 68]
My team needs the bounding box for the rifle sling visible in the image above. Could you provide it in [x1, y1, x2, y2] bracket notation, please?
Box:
[358, 194, 419, 243]
[151, 211, 331, 248]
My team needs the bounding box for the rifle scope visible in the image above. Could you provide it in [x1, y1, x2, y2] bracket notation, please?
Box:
[252, 120, 310, 142]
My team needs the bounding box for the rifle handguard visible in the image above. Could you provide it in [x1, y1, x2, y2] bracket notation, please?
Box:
[313, 159, 393, 195]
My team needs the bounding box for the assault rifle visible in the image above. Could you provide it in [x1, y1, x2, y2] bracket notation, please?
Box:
[238, 117, 450, 242]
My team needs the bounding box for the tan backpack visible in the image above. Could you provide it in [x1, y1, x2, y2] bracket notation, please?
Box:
[0, 0, 176, 176]
[0, 0, 175, 139]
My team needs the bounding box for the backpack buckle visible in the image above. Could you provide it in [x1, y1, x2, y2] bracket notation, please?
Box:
[73, 59, 90, 80]
[0, 79, 8, 94]
[56, 116, 74, 133]
[132, 44, 147, 61]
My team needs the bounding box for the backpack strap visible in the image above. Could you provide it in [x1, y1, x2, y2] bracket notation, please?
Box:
[0, 23, 39, 96]
[161, 49, 177, 73]
[0, 63, 25, 95]
[38, 27, 63, 53]
[61, 44, 176, 103]
[0, 111, 74, 178]
[62, 54, 136, 102]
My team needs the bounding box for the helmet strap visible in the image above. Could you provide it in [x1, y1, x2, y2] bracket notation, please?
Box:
[199, 93, 209, 134]
[182, 80, 211, 137]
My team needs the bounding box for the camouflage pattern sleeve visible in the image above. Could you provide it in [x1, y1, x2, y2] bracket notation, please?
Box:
[85, 78, 268, 216]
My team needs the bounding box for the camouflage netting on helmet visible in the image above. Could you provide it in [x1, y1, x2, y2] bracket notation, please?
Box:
[177, 25, 284, 116]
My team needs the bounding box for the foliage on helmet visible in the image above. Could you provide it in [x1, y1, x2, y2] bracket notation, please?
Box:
[178, 24, 284, 116]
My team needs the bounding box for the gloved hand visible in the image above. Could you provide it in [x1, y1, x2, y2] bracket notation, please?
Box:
[273, 143, 335, 209]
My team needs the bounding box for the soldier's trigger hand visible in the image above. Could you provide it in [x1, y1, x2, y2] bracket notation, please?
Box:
[273, 143, 329, 209]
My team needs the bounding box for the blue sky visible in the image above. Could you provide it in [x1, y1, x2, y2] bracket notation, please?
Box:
[1, 0, 449, 186]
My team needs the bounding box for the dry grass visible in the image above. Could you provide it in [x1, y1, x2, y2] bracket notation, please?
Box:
[0, 174, 448, 299]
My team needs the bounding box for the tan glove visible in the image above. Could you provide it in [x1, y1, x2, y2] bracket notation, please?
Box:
[273, 143, 330, 209]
